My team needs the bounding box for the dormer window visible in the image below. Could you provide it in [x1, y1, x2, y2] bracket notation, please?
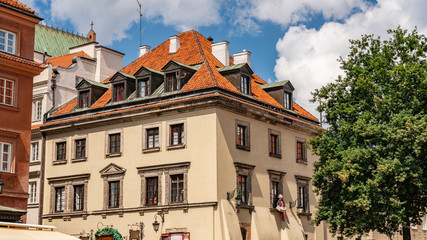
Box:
[284, 91, 292, 109]
[113, 83, 125, 101]
[79, 90, 90, 108]
[166, 73, 178, 92]
[241, 75, 251, 95]
[0, 29, 16, 54]
[138, 78, 149, 97]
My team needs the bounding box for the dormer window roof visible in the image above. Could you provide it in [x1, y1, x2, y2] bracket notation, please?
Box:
[217, 63, 254, 95]
[75, 79, 109, 108]
[260, 80, 295, 110]
[161, 60, 197, 93]
[134, 66, 164, 98]
[109, 72, 136, 102]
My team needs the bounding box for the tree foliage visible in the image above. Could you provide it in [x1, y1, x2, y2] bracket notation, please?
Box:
[309, 27, 427, 240]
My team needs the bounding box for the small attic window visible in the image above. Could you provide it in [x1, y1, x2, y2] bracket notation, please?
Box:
[166, 72, 178, 92]
[113, 83, 125, 101]
[284, 91, 292, 110]
[138, 78, 149, 97]
[79, 90, 90, 108]
[240, 75, 251, 95]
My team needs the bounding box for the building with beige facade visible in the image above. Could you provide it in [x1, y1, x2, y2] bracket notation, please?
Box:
[36, 30, 426, 240]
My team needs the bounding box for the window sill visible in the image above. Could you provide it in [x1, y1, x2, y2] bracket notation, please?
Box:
[106, 152, 122, 158]
[0, 104, 19, 112]
[236, 145, 250, 151]
[143, 147, 160, 153]
[29, 161, 41, 166]
[72, 157, 87, 163]
[297, 212, 312, 217]
[28, 203, 39, 208]
[269, 153, 282, 159]
[167, 144, 185, 150]
[237, 203, 254, 213]
[296, 159, 308, 165]
[53, 160, 67, 165]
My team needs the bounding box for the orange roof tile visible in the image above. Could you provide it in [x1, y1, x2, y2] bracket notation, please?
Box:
[51, 98, 77, 116]
[31, 123, 42, 130]
[0, 51, 44, 68]
[252, 74, 267, 85]
[0, 0, 35, 14]
[91, 88, 111, 108]
[293, 102, 318, 121]
[46, 51, 92, 68]
[251, 79, 283, 108]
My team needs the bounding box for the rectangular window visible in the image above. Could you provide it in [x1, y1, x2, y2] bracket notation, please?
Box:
[56, 142, 66, 161]
[138, 79, 149, 97]
[297, 185, 309, 213]
[31, 142, 39, 162]
[0, 78, 14, 106]
[170, 124, 184, 146]
[240, 76, 250, 94]
[0, 142, 12, 172]
[166, 73, 178, 92]
[297, 141, 307, 161]
[55, 186, 65, 212]
[146, 177, 158, 206]
[79, 90, 90, 108]
[269, 134, 280, 155]
[0, 29, 16, 54]
[284, 92, 292, 109]
[113, 83, 125, 101]
[75, 139, 86, 159]
[108, 181, 120, 208]
[146, 127, 159, 149]
[238, 175, 248, 204]
[29, 182, 37, 203]
[162, 232, 190, 240]
[170, 174, 184, 203]
[33, 101, 42, 121]
[271, 181, 279, 207]
[73, 185, 84, 211]
[236, 124, 250, 150]
[109, 133, 121, 154]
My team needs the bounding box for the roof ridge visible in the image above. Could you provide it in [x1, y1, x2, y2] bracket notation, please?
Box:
[192, 31, 217, 86]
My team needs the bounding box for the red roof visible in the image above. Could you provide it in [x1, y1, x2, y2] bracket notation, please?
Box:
[0, 51, 44, 68]
[46, 51, 92, 68]
[50, 30, 318, 123]
[0, 0, 35, 14]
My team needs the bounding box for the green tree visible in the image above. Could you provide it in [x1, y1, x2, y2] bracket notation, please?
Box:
[309, 27, 427, 240]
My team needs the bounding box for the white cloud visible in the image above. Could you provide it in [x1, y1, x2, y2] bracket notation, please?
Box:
[272, 0, 427, 119]
[48, 0, 222, 45]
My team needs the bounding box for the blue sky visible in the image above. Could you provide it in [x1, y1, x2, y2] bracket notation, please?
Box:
[22, 0, 427, 118]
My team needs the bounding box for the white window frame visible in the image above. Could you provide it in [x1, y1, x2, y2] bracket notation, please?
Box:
[0, 78, 14, 106]
[31, 142, 39, 162]
[0, 29, 16, 54]
[32, 100, 42, 121]
[29, 181, 37, 203]
[0, 142, 12, 172]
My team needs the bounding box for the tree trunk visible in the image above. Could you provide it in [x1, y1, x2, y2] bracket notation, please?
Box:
[402, 225, 411, 240]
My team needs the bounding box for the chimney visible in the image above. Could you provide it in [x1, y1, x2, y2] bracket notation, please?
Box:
[233, 50, 251, 67]
[169, 36, 180, 54]
[139, 45, 151, 57]
[212, 41, 229, 66]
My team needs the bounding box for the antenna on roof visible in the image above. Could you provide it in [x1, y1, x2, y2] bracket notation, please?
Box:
[136, 0, 142, 47]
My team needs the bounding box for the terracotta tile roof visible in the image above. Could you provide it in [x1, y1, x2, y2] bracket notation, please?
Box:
[0, 0, 35, 14]
[31, 123, 42, 130]
[51, 98, 77, 116]
[46, 51, 92, 68]
[0, 51, 44, 68]
[293, 102, 318, 121]
[252, 74, 267, 85]
[50, 30, 318, 123]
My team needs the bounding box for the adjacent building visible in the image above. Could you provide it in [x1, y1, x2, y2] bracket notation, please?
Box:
[28, 24, 124, 224]
[0, 0, 44, 222]
[38, 30, 332, 240]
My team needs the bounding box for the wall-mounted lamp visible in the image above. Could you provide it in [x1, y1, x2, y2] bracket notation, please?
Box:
[227, 188, 242, 206]
[152, 212, 165, 232]
[288, 199, 297, 208]
[0, 174, 4, 194]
